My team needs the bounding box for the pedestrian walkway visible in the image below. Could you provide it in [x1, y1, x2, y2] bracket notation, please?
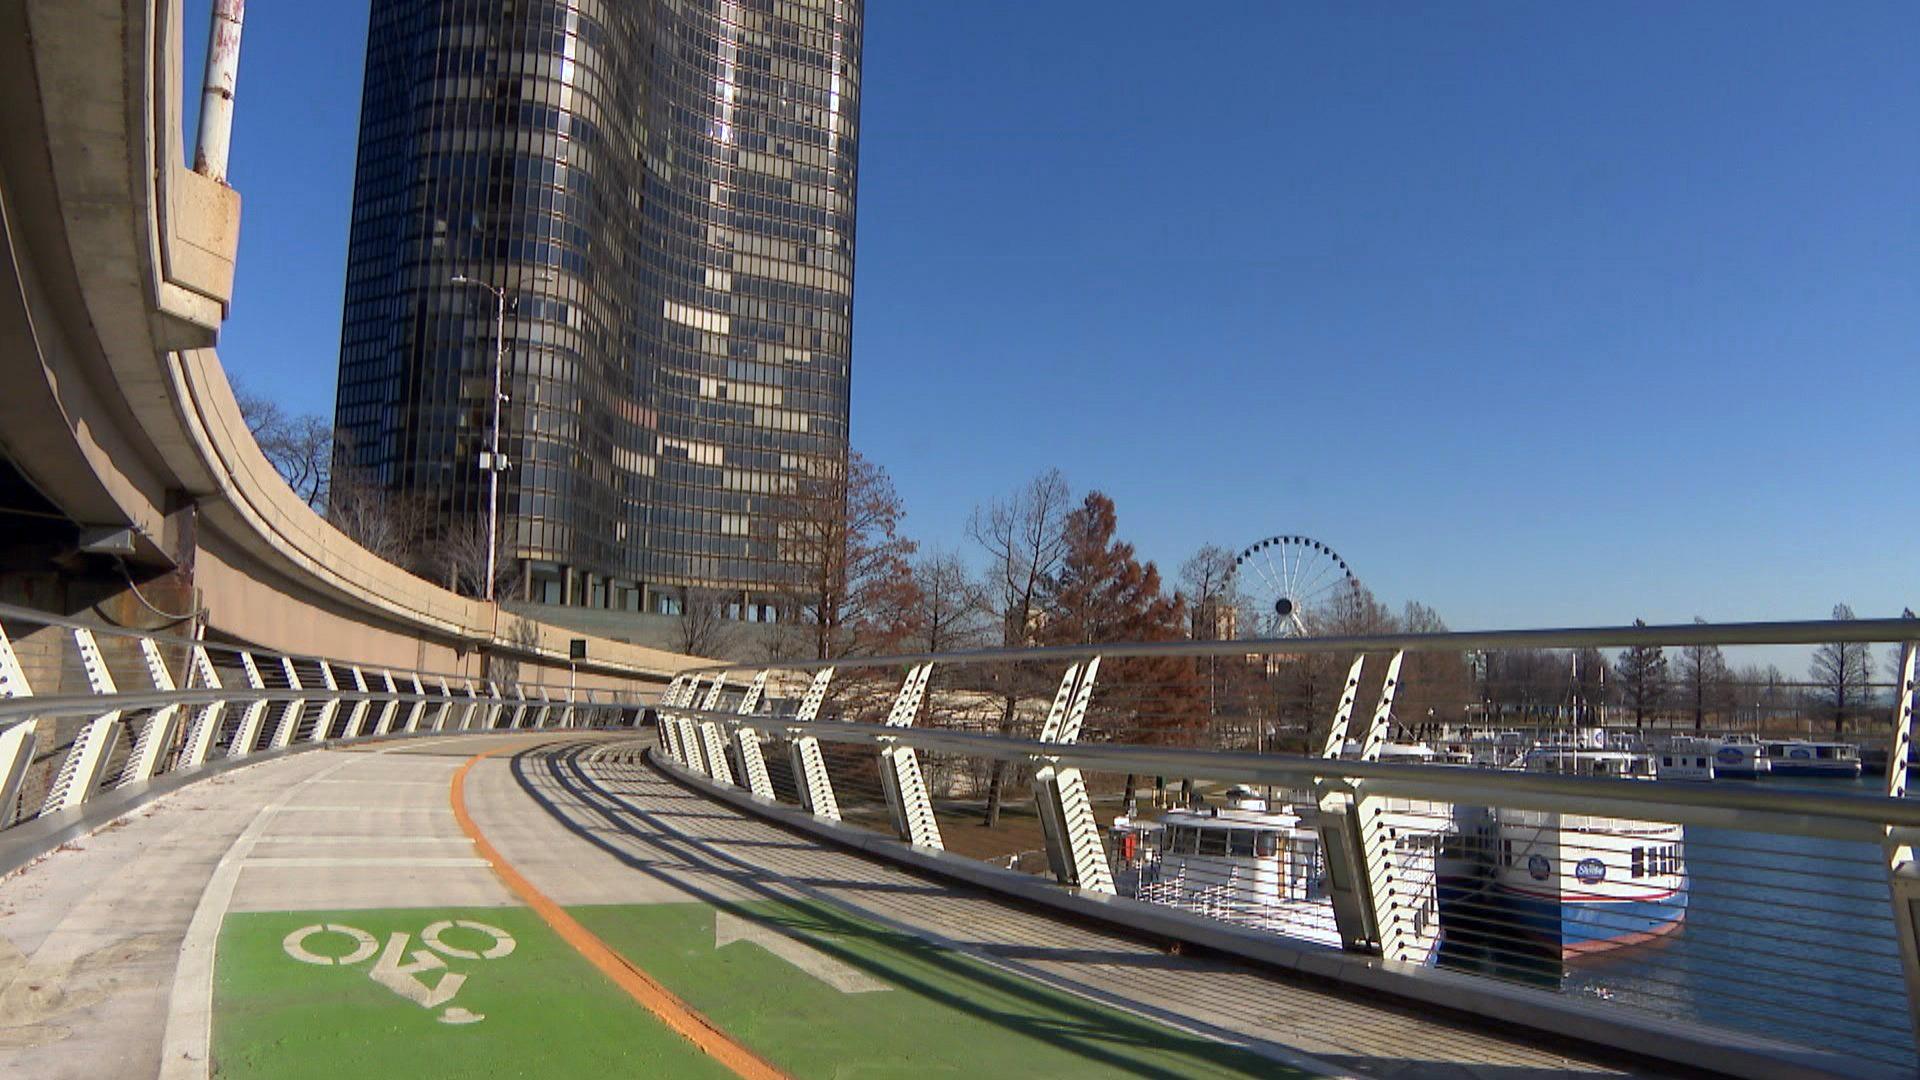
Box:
[0, 732, 1663, 1078]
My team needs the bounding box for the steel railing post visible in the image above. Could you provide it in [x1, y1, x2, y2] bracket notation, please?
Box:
[342, 666, 372, 738]
[1032, 659, 1115, 894]
[876, 663, 942, 850]
[310, 661, 341, 741]
[372, 671, 400, 735]
[432, 677, 454, 731]
[730, 670, 775, 800]
[459, 679, 481, 731]
[1313, 655, 1380, 952]
[120, 637, 183, 787]
[402, 674, 428, 733]
[1883, 640, 1920, 1055]
[228, 653, 269, 757]
[693, 676, 733, 783]
[41, 629, 125, 812]
[268, 656, 305, 749]
[786, 668, 839, 820]
[177, 645, 225, 768]
[0, 623, 37, 827]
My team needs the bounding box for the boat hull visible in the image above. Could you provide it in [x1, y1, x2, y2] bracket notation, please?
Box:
[1766, 761, 1861, 779]
[1499, 883, 1688, 959]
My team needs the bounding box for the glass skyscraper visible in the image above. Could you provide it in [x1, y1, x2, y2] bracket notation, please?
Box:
[334, 0, 860, 616]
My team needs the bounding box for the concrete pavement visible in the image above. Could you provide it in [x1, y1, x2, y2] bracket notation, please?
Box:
[0, 731, 1662, 1079]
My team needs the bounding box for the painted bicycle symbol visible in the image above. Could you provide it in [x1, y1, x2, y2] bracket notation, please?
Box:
[282, 920, 516, 1025]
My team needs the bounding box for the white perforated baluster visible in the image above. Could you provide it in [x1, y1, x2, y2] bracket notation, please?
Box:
[876, 664, 941, 850]
[1032, 659, 1114, 894]
[119, 638, 182, 787]
[42, 629, 125, 813]
[372, 671, 401, 735]
[459, 679, 481, 730]
[484, 681, 506, 729]
[309, 662, 341, 741]
[402, 674, 428, 732]
[374, 668, 405, 734]
[227, 652, 270, 758]
[731, 670, 774, 799]
[787, 668, 839, 820]
[0, 623, 38, 827]
[341, 666, 372, 738]
[176, 646, 225, 769]
[432, 677, 455, 731]
[268, 657, 305, 749]
[694, 675, 733, 783]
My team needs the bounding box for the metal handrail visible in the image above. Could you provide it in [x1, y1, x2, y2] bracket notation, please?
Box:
[0, 687, 648, 729]
[679, 706, 1920, 838]
[684, 615, 1920, 674]
[0, 599, 611, 693]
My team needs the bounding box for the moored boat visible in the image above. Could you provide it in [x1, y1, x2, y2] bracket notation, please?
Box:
[1710, 734, 1770, 779]
[1761, 739, 1861, 778]
[1484, 742, 1689, 961]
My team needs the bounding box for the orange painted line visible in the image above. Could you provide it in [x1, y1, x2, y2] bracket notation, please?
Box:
[451, 746, 789, 1080]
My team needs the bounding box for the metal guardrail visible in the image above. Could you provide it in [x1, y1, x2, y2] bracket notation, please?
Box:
[0, 605, 650, 835]
[649, 621, 1920, 1077]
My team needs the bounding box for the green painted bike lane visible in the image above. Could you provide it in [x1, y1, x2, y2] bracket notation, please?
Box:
[213, 906, 731, 1080]
[215, 900, 1303, 1078]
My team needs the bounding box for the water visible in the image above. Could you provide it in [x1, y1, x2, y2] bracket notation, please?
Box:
[1563, 776, 1914, 1069]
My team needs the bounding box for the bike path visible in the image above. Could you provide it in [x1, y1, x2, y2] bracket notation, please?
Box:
[0, 732, 1651, 1078]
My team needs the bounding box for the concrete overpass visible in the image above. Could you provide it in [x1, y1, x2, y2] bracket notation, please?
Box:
[0, 0, 692, 689]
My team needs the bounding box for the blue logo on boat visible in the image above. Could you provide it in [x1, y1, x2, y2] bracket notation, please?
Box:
[1789, 747, 1812, 759]
[1575, 857, 1606, 884]
[1528, 854, 1551, 881]
[1715, 747, 1743, 765]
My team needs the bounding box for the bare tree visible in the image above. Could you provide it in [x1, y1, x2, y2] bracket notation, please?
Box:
[968, 469, 1073, 826]
[235, 386, 332, 508]
[1399, 601, 1472, 731]
[673, 586, 736, 659]
[1676, 616, 1733, 732]
[771, 451, 918, 660]
[970, 468, 1073, 651]
[435, 516, 517, 600]
[1178, 543, 1241, 641]
[327, 464, 429, 567]
[1810, 603, 1875, 736]
[908, 551, 988, 654]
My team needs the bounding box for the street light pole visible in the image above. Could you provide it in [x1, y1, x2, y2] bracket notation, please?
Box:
[452, 271, 552, 603]
[451, 275, 509, 603]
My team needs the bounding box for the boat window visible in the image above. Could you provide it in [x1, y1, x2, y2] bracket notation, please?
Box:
[1198, 829, 1228, 856]
[1632, 846, 1645, 877]
[1661, 756, 1672, 767]
[1257, 831, 1280, 858]
[1229, 830, 1255, 857]
[1172, 827, 1197, 854]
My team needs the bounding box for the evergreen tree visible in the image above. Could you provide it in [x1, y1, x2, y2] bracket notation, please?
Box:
[1613, 619, 1669, 728]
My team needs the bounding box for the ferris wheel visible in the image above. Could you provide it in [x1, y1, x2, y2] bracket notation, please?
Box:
[1230, 535, 1361, 637]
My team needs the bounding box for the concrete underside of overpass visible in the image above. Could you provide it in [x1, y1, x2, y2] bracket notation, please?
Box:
[0, 731, 1667, 1080]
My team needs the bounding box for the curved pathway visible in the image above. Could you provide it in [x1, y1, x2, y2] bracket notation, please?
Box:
[0, 733, 1654, 1079]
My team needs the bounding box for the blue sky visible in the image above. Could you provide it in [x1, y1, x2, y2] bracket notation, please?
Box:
[190, 2, 1918, 633]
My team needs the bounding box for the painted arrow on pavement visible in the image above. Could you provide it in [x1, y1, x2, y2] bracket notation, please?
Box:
[713, 911, 889, 994]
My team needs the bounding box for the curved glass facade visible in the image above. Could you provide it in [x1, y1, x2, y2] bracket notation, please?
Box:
[335, 0, 860, 613]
